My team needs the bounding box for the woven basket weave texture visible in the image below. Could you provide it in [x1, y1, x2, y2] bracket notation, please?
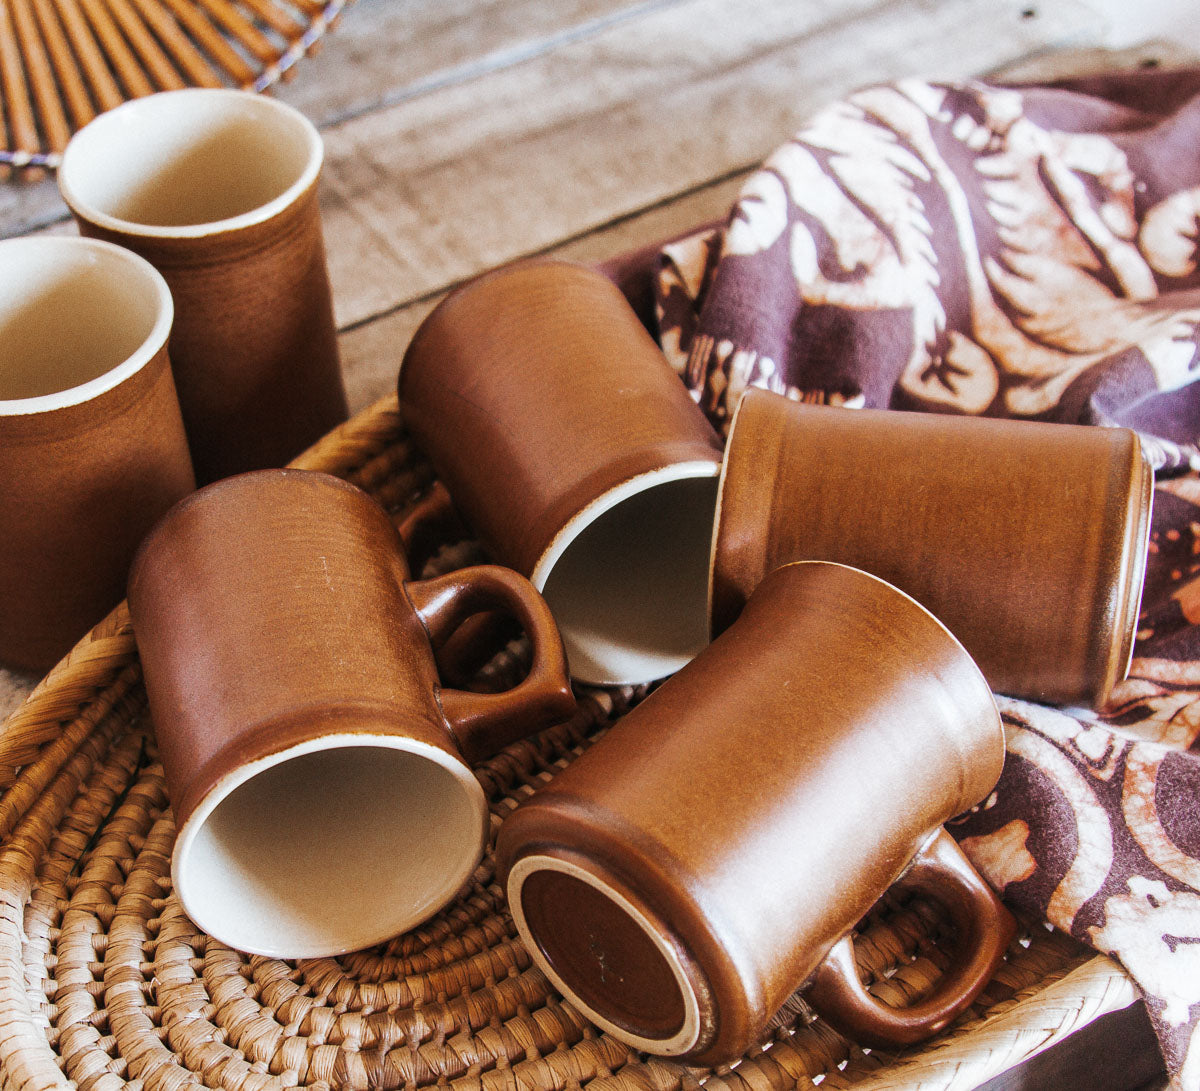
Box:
[0, 394, 1138, 1091]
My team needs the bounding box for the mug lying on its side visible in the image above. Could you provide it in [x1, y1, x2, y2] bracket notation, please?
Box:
[712, 389, 1153, 708]
[498, 561, 1015, 1065]
[129, 469, 575, 958]
[399, 259, 723, 687]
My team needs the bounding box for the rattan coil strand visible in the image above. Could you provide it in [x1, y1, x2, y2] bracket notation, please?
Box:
[0, 0, 350, 170]
[0, 393, 1138, 1091]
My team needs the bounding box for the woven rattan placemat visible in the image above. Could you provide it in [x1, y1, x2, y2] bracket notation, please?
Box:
[0, 0, 349, 170]
[0, 394, 1140, 1091]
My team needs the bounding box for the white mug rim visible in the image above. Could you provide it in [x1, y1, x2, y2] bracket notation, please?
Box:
[0, 236, 173, 416]
[507, 852, 704, 1056]
[172, 732, 490, 959]
[58, 88, 323, 240]
[530, 460, 721, 686]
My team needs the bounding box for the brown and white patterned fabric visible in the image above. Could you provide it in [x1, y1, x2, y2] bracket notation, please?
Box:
[648, 70, 1200, 1088]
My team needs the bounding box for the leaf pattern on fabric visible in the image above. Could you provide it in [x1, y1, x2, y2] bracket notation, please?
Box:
[651, 70, 1200, 1088]
[659, 78, 1200, 447]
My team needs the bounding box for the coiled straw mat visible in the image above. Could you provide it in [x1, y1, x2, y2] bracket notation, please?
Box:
[0, 393, 1142, 1091]
[0, 0, 349, 170]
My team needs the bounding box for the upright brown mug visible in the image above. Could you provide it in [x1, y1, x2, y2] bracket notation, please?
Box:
[497, 561, 1014, 1065]
[0, 236, 195, 671]
[59, 89, 349, 484]
[129, 469, 574, 958]
[712, 389, 1153, 708]
[399, 260, 723, 686]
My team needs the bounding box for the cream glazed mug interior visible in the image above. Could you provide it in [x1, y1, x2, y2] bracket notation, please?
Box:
[0, 236, 193, 670]
[532, 462, 719, 685]
[56, 87, 321, 235]
[0, 237, 172, 402]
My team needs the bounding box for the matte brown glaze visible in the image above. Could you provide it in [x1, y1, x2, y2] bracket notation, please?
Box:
[0, 237, 195, 672]
[129, 469, 573, 957]
[399, 261, 723, 685]
[712, 389, 1153, 708]
[497, 561, 1013, 1066]
[399, 259, 722, 576]
[59, 90, 349, 484]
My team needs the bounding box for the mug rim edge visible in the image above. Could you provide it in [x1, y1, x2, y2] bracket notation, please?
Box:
[0, 236, 174, 416]
[58, 88, 323, 241]
[171, 730, 490, 959]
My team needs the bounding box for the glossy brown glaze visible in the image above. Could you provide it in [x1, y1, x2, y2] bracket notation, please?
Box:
[399, 260, 723, 685]
[129, 469, 573, 957]
[497, 561, 1013, 1066]
[59, 90, 349, 484]
[713, 389, 1153, 708]
[0, 237, 194, 672]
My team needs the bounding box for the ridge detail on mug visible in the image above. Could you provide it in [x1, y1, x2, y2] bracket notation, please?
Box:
[58, 89, 349, 485]
[497, 561, 1015, 1066]
[399, 259, 723, 687]
[128, 469, 574, 958]
[0, 236, 195, 672]
[711, 389, 1153, 708]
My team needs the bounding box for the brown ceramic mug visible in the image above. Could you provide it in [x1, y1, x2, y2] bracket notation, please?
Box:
[399, 260, 723, 687]
[712, 389, 1153, 708]
[128, 469, 575, 958]
[58, 89, 349, 484]
[0, 236, 195, 672]
[497, 561, 1015, 1065]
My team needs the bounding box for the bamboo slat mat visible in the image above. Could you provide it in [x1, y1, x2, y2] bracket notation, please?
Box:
[0, 393, 1142, 1091]
[0, 0, 348, 170]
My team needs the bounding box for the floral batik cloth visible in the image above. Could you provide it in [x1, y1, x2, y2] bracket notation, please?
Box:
[649, 70, 1200, 1088]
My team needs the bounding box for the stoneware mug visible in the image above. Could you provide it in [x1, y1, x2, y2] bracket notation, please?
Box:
[399, 259, 723, 686]
[128, 469, 575, 958]
[497, 561, 1015, 1066]
[58, 88, 348, 484]
[0, 236, 194, 672]
[712, 389, 1153, 708]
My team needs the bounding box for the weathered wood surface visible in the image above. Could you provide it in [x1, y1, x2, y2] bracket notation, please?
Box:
[315, 0, 1100, 330]
[0, 0, 1197, 720]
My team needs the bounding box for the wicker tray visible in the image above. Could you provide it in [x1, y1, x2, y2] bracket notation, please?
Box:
[0, 0, 348, 170]
[0, 393, 1145, 1091]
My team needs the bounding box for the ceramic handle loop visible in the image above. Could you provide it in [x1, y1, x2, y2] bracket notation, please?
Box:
[405, 565, 575, 763]
[396, 481, 464, 575]
[805, 827, 1016, 1048]
[397, 481, 523, 684]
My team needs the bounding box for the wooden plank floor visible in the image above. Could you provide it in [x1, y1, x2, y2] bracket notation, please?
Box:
[0, 4, 1196, 1085]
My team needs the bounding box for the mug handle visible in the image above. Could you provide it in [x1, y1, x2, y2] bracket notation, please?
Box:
[396, 481, 466, 575]
[804, 827, 1016, 1048]
[397, 481, 520, 684]
[405, 565, 576, 763]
